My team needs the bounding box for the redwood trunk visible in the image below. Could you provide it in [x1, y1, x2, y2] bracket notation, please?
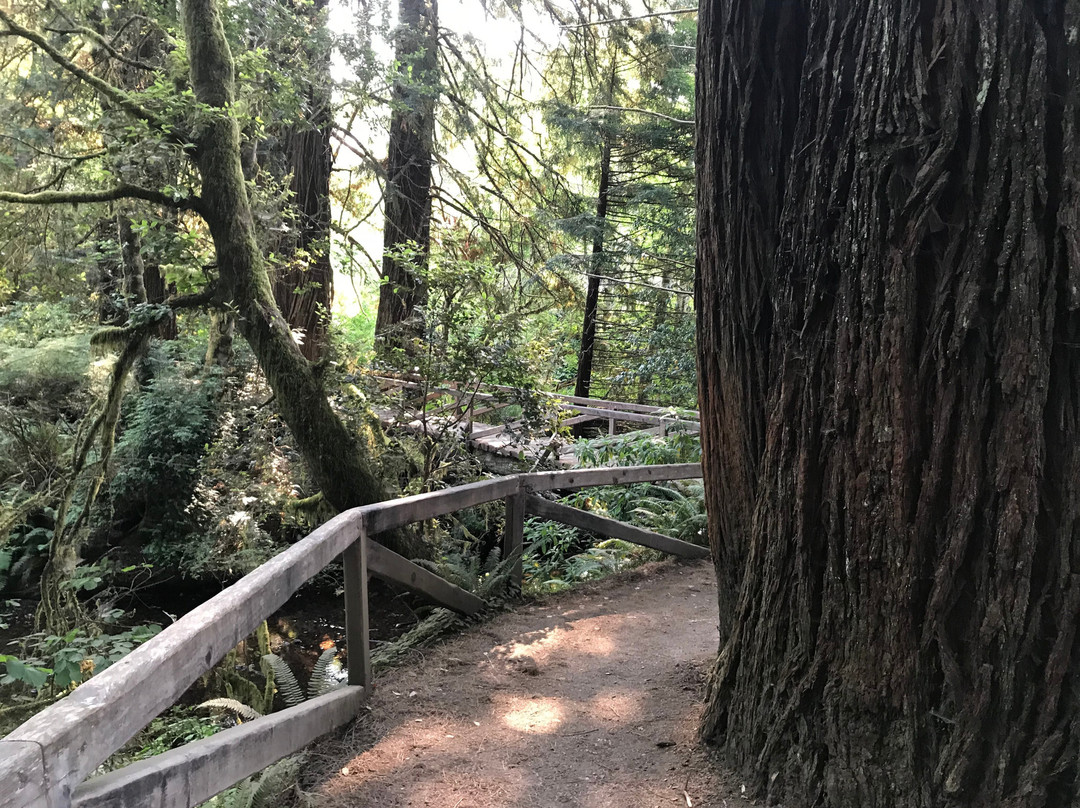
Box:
[272, 0, 334, 361]
[375, 0, 438, 346]
[696, 1, 1080, 806]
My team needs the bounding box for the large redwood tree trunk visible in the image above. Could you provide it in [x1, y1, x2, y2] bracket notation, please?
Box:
[696, 1, 1080, 806]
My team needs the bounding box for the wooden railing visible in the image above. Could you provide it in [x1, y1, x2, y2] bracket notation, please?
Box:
[374, 375, 700, 464]
[0, 464, 705, 808]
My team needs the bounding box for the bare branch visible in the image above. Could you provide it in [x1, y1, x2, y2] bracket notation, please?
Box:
[166, 284, 218, 310]
[586, 273, 692, 296]
[44, 24, 157, 72]
[560, 8, 696, 30]
[588, 105, 694, 125]
[0, 135, 108, 163]
[0, 184, 202, 211]
[0, 9, 162, 127]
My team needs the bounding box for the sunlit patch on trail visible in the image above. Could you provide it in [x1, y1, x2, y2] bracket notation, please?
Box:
[497, 616, 617, 663]
[587, 690, 645, 724]
[495, 694, 565, 733]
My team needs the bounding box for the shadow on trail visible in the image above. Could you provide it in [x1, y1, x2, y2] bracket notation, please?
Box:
[305, 560, 750, 808]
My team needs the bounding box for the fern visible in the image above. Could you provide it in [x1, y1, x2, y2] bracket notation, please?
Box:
[630, 480, 707, 545]
[203, 780, 253, 808]
[198, 698, 263, 722]
[413, 545, 515, 601]
[306, 647, 342, 699]
[414, 555, 476, 592]
[249, 754, 305, 808]
[261, 654, 305, 708]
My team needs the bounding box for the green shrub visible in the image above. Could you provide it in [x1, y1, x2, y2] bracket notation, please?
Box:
[0, 334, 93, 405]
[0, 617, 162, 694]
[574, 428, 700, 469]
[0, 300, 86, 348]
[106, 358, 223, 553]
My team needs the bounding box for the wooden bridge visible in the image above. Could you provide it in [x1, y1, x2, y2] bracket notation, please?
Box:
[0, 463, 706, 808]
[372, 375, 700, 466]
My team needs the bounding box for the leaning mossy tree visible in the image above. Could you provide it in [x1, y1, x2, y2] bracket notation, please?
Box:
[695, 1, 1080, 806]
[0, 0, 402, 629]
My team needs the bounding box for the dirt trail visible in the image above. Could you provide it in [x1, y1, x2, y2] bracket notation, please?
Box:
[311, 559, 756, 808]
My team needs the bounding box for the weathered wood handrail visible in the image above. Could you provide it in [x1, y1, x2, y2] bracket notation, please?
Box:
[0, 463, 703, 808]
[376, 375, 700, 429]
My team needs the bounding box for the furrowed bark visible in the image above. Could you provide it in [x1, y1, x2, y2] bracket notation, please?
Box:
[696, 1, 1080, 806]
[694, 0, 802, 639]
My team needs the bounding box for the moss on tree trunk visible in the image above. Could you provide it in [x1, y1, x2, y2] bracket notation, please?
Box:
[179, 0, 404, 539]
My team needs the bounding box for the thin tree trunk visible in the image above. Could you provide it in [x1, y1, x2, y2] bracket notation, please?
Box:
[574, 136, 612, 402]
[696, 1, 1080, 806]
[375, 0, 438, 348]
[204, 310, 235, 368]
[118, 215, 147, 305]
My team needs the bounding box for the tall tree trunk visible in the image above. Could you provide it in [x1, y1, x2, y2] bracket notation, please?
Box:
[375, 0, 438, 348]
[574, 135, 612, 402]
[179, 0, 403, 539]
[272, 0, 334, 362]
[696, 1, 1080, 806]
[118, 215, 147, 305]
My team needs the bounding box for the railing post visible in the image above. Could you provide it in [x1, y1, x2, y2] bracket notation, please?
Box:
[343, 522, 371, 689]
[503, 490, 525, 593]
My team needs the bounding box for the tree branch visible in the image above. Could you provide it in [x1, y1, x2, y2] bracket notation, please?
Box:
[0, 135, 107, 163]
[0, 184, 202, 211]
[586, 273, 692, 296]
[166, 284, 218, 310]
[588, 105, 694, 125]
[0, 9, 162, 128]
[560, 9, 696, 29]
[44, 24, 157, 72]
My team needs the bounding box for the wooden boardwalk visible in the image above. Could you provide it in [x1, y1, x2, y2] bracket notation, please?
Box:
[372, 375, 700, 467]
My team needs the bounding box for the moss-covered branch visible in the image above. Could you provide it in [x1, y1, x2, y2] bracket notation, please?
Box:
[167, 285, 219, 310]
[177, 0, 416, 554]
[43, 24, 158, 72]
[0, 9, 164, 127]
[0, 184, 202, 211]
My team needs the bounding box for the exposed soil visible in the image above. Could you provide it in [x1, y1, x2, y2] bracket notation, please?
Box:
[308, 559, 757, 808]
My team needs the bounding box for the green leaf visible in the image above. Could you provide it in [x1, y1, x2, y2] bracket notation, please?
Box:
[4, 657, 51, 689]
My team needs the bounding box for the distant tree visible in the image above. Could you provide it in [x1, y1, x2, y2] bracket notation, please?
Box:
[696, 2, 1080, 806]
[541, 0, 696, 404]
[270, 0, 335, 362]
[375, 0, 439, 348]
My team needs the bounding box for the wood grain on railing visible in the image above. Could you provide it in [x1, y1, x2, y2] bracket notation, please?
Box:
[525, 463, 702, 493]
[0, 509, 365, 808]
[70, 687, 366, 808]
